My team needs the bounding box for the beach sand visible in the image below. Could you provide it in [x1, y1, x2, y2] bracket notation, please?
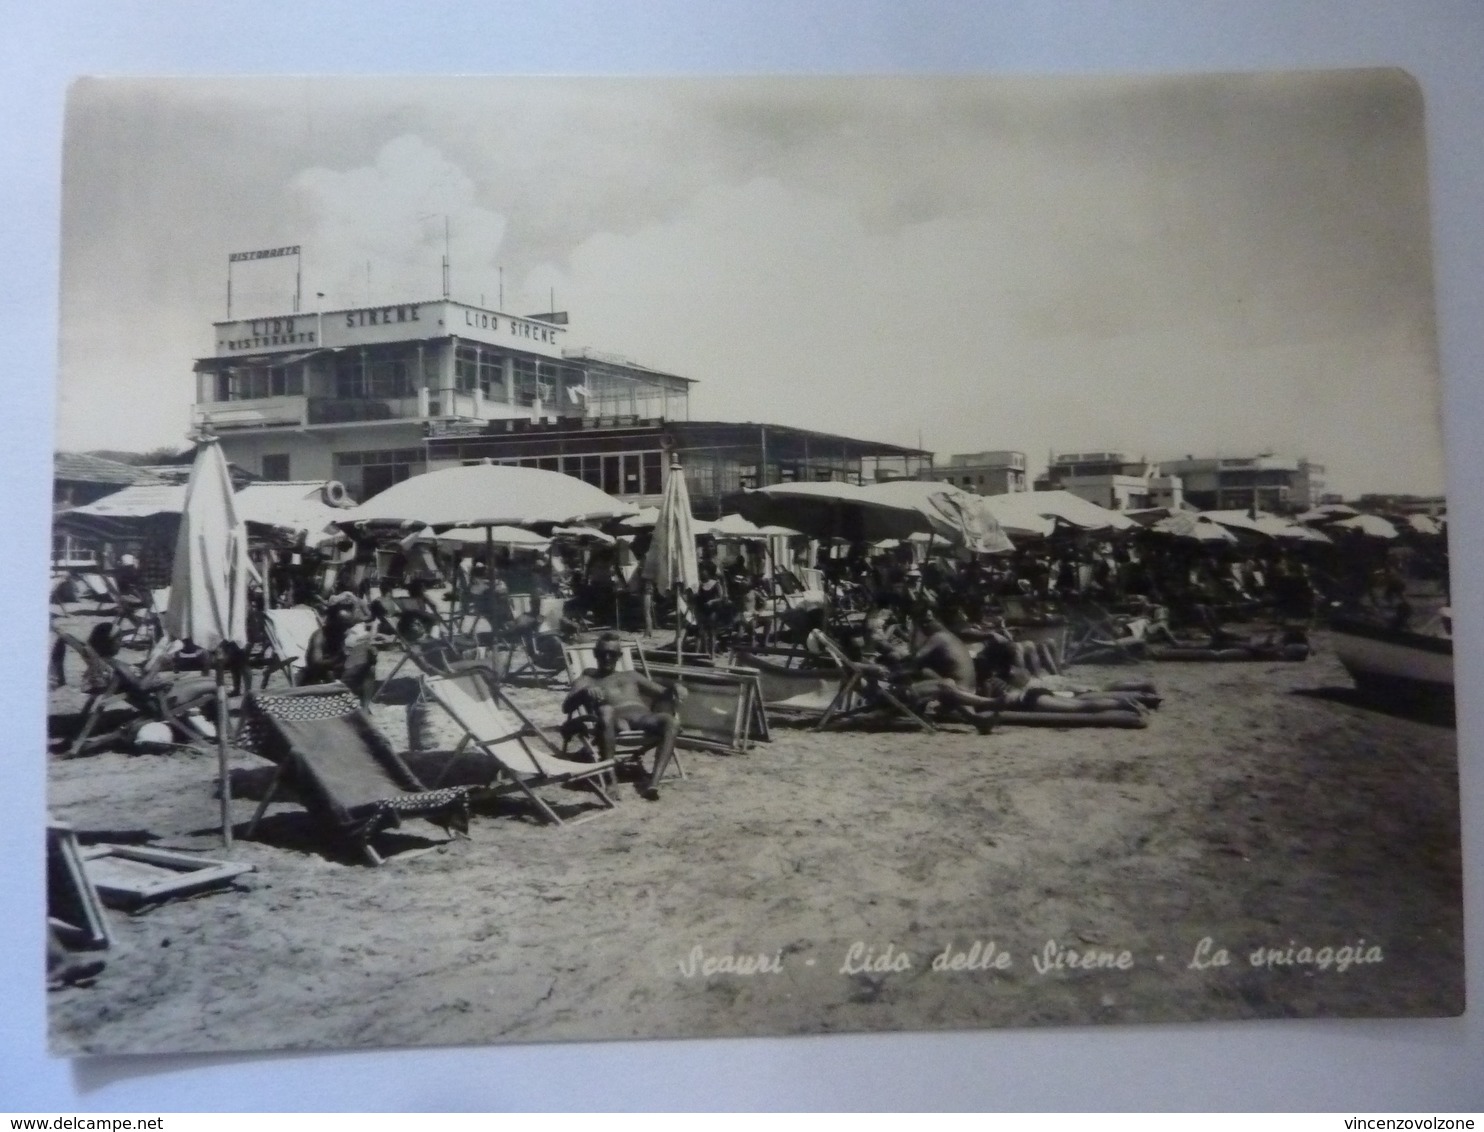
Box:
[45, 626, 1463, 1055]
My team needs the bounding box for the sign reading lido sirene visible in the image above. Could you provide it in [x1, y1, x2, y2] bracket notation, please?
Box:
[213, 299, 568, 358]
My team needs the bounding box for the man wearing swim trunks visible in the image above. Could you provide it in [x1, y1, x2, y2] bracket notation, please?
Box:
[562, 632, 687, 800]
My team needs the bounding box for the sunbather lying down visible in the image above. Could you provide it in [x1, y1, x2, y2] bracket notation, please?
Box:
[1146, 626, 1310, 662]
[970, 639, 1155, 728]
[876, 613, 1154, 731]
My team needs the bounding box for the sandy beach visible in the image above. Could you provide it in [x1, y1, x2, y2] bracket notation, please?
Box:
[46, 624, 1462, 1056]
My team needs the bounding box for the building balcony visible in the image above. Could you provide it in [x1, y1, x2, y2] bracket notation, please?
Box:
[192, 395, 308, 430]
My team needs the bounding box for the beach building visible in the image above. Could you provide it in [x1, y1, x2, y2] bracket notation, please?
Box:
[942, 451, 1028, 495]
[190, 296, 929, 517]
[52, 453, 166, 565]
[1033, 451, 1184, 512]
[1158, 453, 1325, 513]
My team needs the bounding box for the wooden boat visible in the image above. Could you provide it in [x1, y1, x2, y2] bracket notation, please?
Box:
[1329, 616, 1453, 716]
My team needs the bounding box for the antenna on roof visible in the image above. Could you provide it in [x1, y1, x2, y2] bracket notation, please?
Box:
[441, 216, 451, 299]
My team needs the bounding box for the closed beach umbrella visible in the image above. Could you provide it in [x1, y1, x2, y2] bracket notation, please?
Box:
[644, 463, 700, 657]
[165, 436, 250, 847]
[644, 462, 700, 596]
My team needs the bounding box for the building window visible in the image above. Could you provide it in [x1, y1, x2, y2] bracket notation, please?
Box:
[261, 454, 290, 481]
[334, 350, 414, 400]
[216, 363, 304, 401]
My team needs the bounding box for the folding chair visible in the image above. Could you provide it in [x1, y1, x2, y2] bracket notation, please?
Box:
[420, 670, 618, 826]
[501, 596, 570, 685]
[73, 572, 118, 615]
[561, 638, 649, 685]
[51, 630, 218, 756]
[239, 682, 475, 865]
[558, 644, 687, 779]
[258, 606, 324, 688]
[805, 631, 936, 733]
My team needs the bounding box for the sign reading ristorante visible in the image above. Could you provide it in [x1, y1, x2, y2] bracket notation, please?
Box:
[213, 300, 567, 357]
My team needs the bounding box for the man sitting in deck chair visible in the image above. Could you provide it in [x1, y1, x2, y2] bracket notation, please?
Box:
[877, 609, 1012, 730]
[562, 632, 687, 801]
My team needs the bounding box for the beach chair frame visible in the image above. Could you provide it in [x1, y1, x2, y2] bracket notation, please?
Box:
[421, 670, 618, 827]
[807, 631, 937, 733]
[240, 682, 475, 865]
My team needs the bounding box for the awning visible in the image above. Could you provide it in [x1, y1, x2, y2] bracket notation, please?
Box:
[193, 349, 331, 372]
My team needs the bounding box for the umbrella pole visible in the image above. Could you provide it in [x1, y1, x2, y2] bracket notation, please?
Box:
[215, 655, 233, 850]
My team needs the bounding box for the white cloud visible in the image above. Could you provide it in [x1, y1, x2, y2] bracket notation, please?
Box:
[291, 135, 509, 309]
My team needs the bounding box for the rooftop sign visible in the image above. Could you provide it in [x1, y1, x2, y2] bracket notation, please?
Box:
[211, 299, 567, 359]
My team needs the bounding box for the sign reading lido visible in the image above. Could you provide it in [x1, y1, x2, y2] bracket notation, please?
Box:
[214, 300, 567, 358]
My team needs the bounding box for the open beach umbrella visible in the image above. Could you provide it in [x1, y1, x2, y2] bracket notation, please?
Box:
[981, 490, 1136, 538]
[1150, 510, 1238, 544]
[644, 463, 700, 657]
[345, 462, 637, 530]
[1296, 503, 1359, 524]
[733, 479, 1013, 550]
[858, 480, 1015, 554]
[165, 436, 250, 848]
[1329, 513, 1400, 539]
[346, 462, 635, 628]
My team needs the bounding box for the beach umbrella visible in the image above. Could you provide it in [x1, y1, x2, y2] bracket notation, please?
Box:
[419, 525, 551, 550]
[699, 513, 800, 540]
[1150, 510, 1238, 544]
[732, 479, 1014, 551]
[644, 463, 700, 658]
[1296, 503, 1359, 524]
[345, 462, 636, 530]
[619, 506, 661, 530]
[345, 463, 635, 629]
[1330, 514, 1401, 539]
[858, 480, 1015, 554]
[165, 436, 250, 848]
[981, 490, 1137, 538]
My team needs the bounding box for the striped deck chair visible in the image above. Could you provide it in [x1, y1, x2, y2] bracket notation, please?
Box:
[239, 682, 474, 865]
[420, 670, 617, 826]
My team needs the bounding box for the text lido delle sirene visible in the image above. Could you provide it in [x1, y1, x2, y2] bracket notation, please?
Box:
[675, 936, 1385, 978]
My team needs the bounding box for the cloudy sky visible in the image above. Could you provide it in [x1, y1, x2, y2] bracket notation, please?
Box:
[56, 71, 1443, 495]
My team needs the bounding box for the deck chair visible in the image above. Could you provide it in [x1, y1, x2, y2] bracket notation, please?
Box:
[370, 618, 495, 701]
[737, 650, 856, 720]
[258, 606, 323, 688]
[239, 682, 474, 865]
[805, 631, 936, 733]
[420, 671, 617, 826]
[51, 630, 218, 756]
[73, 572, 118, 615]
[1061, 601, 1148, 665]
[561, 639, 650, 684]
[501, 596, 570, 684]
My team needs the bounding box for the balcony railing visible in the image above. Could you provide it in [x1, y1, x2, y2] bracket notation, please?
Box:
[192, 395, 308, 429]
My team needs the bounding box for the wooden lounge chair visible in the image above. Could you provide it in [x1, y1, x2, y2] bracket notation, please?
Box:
[51, 630, 218, 756]
[420, 670, 618, 826]
[239, 682, 475, 865]
[803, 631, 936, 733]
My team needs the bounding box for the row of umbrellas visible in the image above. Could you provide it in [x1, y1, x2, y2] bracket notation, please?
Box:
[139, 443, 1443, 848]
